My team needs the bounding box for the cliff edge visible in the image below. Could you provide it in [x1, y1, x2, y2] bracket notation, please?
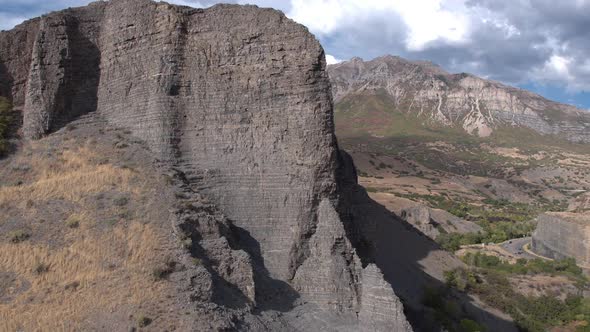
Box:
[0, 0, 411, 330]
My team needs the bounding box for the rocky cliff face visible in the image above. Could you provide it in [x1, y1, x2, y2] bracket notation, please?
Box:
[532, 213, 590, 266]
[328, 56, 590, 142]
[400, 205, 482, 240]
[0, 1, 412, 330]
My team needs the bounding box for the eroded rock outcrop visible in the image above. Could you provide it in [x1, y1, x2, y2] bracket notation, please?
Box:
[401, 205, 482, 240]
[0, 1, 411, 330]
[328, 56, 590, 142]
[532, 212, 590, 266]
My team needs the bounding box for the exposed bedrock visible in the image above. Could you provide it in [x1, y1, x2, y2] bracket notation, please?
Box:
[0, 0, 412, 330]
[328, 56, 590, 142]
[400, 204, 482, 240]
[532, 213, 590, 266]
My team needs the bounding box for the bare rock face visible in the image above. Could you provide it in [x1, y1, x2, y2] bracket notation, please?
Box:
[0, 1, 411, 330]
[401, 205, 482, 240]
[328, 56, 590, 142]
[532, 212, 590, 266]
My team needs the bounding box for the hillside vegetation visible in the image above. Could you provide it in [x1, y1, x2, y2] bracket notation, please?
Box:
[334, 88, 590, 332]
[0, 117, 193, 331]
[0, 97, 12, 156]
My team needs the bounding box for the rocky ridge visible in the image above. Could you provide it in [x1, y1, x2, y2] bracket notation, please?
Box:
[0, 0, 412, 330]
[328, 56, 590, 142]
[400, 205, 482, 240]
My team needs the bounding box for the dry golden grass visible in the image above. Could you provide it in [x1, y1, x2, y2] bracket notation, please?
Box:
[0, 140, 174, 331]
[0, 222, 168, 331]
[0, 145, 140, 207]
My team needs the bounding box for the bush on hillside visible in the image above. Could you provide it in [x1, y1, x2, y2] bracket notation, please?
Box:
[0, 97, 13, 156]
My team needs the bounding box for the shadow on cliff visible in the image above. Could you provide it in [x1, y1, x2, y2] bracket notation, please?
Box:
[0, 62, 21, 158]
[0, 61, 12, 99]
[50, 16, 101, 132]
[230, 224, 300, 313]
[337, 150, 518, 332]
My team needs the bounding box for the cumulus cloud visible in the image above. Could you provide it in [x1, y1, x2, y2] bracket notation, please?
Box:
[325, 54, 343, 65]
[163, 0, 207, 7]
[288, 0, 468, 51]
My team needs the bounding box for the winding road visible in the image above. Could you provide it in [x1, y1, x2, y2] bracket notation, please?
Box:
[499, 237, 539, 260]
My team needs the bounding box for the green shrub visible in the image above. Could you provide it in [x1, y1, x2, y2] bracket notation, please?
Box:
[365, 187, 379, 193]
[136, 314, 152, 327]
[436, 232, 485, 251]
[459, 319, 486, 332]
[8, 230, 30, 243]
[421, 285, 483, 331]
[0, 96, 13, 156]
[113, 196, 129, 206]
[447, 256, 589, 332]
[151, 260, 176, 280]
[65, 215, 81, 228]
[461, 252, 586, 279]
[34, 262, 50, 275]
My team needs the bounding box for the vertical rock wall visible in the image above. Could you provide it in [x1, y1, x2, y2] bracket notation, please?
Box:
[0, 0, 412, 330]
[532, 213, 590, 265]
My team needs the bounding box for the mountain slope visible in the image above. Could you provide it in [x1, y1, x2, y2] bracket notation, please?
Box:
[329, 56, 590, 331]
[329, 55, 590, 142]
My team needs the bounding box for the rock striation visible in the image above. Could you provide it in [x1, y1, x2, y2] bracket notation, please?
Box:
[0, 1, 412, 330]
[328, 56, 590, 142]
[532, 212, 590, 266]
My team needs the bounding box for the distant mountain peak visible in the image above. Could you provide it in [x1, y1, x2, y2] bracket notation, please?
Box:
[328, 55, 590, 143]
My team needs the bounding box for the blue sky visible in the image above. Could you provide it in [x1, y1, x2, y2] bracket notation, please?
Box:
[2, 0, 590, 110]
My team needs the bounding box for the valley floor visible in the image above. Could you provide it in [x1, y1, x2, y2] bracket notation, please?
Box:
[338, 133, 590, 332]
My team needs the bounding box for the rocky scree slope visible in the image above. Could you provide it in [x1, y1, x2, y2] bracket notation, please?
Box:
[328, 56, 590, 142]
[0, 0, 412, 330]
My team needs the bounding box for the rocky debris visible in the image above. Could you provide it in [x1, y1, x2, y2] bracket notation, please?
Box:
[509, 274, 581, 300]
[569, 192, 590, 212]
[0, 1, 412, 330]
[401, 205, 482, 240]
[532, 212, 590, 266]
[328, 55, 590, 142]
[358, 264, 414, 331]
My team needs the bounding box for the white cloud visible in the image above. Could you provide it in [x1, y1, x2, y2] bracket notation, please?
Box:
[531, 55, 576, 89]
[3, 0, 590, 97]
[158, 0, 206, 7]
[325, 54, 342, 64]
[287, 0, 470, 51]
[548, 55, 571, 78]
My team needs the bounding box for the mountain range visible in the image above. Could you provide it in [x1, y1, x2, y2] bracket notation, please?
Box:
[329, 55, 590, 143]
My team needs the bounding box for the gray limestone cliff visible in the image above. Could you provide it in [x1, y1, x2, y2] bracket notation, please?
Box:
[532, 212, 590, 266]
[0, 1, 412, 330]
[328, 56, 590, 142]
